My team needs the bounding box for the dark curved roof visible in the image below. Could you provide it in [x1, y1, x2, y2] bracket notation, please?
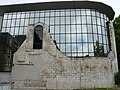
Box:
[0, 1, 115, 20]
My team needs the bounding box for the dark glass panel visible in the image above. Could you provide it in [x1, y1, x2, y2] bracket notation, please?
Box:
[33, 25, 43, 49]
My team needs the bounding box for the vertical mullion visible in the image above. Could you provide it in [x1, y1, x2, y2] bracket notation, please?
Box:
[86, 9, 89, 56]
[65, 10, 66, 55]
[9, 13, 13, 35]
[70, 9, 72, 58]
[90, 10, 95, 56]
[16, 13, 22, 35]
[75, 9, 78, 59]
[80, 9, 83, 57]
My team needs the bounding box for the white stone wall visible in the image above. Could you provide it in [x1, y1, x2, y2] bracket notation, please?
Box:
[11, 22, 118, 90]
[109, 21, 118, 73]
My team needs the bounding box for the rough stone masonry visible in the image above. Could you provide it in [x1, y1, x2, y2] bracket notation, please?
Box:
[11, 22, 118, 90]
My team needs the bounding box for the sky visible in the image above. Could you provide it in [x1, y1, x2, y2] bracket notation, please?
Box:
[0, 0, 119, 18]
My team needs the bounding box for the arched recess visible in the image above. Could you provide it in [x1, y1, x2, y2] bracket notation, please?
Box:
[33, 25, 43, 49]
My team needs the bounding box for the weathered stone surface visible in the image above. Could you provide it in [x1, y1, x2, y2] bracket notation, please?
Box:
[11, 22, 118, 90]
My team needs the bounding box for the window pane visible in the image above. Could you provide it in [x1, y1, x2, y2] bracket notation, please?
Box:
[87, 16, 91, 24]
[98, 26, 102, 34]
[55, 17, 59, 24]
[86, 10, 91, 15]
[81, 9, 86, 15]
[50, 17, 54, 25]
[71, 25, 76, 33]
[61, 44, 65, 52]
[55, 35, 59, 43]
[66, 44, 71, 52]
[77, 25, 81, 33]
[76, 16, 81, 24]
[71, 16, 76, 24]
[11, 20, 16, 27]
[81, 16, 86, 24]
[50, 26, 54, 33]
[92, 16, 97, 24]
[61, 25, 65, 33]
[87, 25, 92, 33]
[20, 19, 25, 26]
[35, 12, 39, 17]
[35, 18, 40, 23]
[66, 34, 70, 42]
[89, 43, 93, 52]
[24, 19, 29, 26]
[60, 34, 65, 43]
[82, 34, 87, 42]
[82, 25, 87, 33]
[66, 25, 71, 33]
[88, 34, 93, 42]
[72, 44, 77, 53]
[16, 12, 21, 18]
[2, 20, 7, 27]
[72, 34, 76, 42]
[93, 34, 98, 42]
[97, 18, 101, 25]
[55, 26, 59, 33]
[93, 25, 97, 33]
[60, 17, 65, 24]
[66, 17, 70, 24]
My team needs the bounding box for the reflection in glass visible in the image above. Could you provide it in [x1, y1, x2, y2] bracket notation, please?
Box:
[89, 43, 94, 52]
[76, 16, 81, 24]
[55, 26, 59, 33]
[2, 20, 7, 27]
[87, 25, 92, 33]
[88, 34, 93, 42]
[92, 17, 96, 25]
[4, 14, 8, 19]
[61, 25, 65, 33]
[66, 34, 70, 42]
[82, 16, 86, 24]
[82, 25, 87, 33]
[55, 35, 59, 43]
[72, 44, 77, 52]
[61, 17, 65, 24]
[60, 34, 65, 43]
[35, 12, 39, 17]
[81, 9, 86, 15]
[72, 34, 76, 42]
[61, 44, 65, 52]
[1, 9, 110, 58]
[50, 17, 54, 24]
[55, 17, 59, 24]
[93, 25, 97, 33]
[66, 25, 71, 33]
[35, 18, 40, 23]
[71, 16, 76, 24]
[87, 16, 91, 24]
[33, 25, 43, 49]
[86, 10, 91, 15]
[66, 44, 71, 52]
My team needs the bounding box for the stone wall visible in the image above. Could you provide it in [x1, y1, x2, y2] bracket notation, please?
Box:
[11, 22, 118, 90]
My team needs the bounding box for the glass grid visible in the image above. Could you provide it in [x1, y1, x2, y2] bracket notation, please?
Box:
[1, 9, 110, 58]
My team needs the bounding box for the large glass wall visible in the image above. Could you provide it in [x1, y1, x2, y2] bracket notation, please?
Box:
[1, 9, 110, 58]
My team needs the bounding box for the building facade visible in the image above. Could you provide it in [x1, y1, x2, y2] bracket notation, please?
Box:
[0, 1, 118, 90]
